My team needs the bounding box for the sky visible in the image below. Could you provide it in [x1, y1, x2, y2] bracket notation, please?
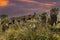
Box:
[0, 0, 60, 17]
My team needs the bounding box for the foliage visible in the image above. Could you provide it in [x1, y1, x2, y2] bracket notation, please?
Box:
[0, 8, 60, 40]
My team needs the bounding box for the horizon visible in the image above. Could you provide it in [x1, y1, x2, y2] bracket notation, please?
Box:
[0, 0, 60, 17]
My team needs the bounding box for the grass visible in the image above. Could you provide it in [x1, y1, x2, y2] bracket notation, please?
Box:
[0, 19, 60, 40]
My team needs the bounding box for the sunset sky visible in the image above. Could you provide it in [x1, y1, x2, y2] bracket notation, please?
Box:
[0, 0, 60, 17]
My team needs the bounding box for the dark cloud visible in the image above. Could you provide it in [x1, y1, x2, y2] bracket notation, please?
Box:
[0, 0, 60, 17]
[34, 0, 60, 2]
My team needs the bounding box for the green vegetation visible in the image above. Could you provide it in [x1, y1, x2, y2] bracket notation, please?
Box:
[0, 8, 60, 40]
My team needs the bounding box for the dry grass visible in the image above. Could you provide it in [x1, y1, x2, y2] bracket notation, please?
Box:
[0, 19, 60, 40]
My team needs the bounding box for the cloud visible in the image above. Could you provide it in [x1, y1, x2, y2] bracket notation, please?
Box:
[0, 0, 60, 17]
[34, 0, 60, 2]
[20, 0, 32, 2]
[17, 0, 56, 8]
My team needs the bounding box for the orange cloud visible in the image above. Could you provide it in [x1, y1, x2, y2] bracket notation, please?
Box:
[40, 2, 57, 8]
[40, 3, 55, 8]
[0, 0, 9, 7]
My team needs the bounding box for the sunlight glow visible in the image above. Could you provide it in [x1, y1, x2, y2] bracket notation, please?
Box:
[0, 0, 8, 6]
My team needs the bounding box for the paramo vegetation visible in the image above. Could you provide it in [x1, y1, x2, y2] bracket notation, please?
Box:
[0, 8, 60, 40]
